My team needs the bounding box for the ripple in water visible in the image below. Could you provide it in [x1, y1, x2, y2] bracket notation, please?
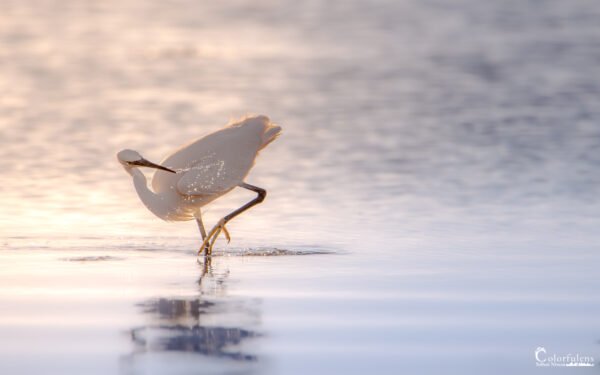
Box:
[61, 255, 125, 262]
[214, 246, 338, 257]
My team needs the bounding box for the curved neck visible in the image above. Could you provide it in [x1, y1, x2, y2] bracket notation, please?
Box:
[130, 168, 168, 219]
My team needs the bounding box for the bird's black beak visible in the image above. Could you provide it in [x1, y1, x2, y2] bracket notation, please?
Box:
[130, 158, 176, 173]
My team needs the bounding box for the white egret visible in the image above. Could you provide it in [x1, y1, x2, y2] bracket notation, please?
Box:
[117, 115, 281, 255]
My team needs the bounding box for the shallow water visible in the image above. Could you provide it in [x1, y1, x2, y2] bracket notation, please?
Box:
[1, 0, 600, 374]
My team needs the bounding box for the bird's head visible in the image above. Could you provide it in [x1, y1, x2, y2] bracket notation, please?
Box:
[117, 149, 176, 174]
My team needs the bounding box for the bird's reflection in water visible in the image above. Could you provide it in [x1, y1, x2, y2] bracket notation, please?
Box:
[128, 257, 260, 362]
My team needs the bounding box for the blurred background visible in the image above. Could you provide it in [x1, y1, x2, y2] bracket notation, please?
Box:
[1, 0, 600, 249]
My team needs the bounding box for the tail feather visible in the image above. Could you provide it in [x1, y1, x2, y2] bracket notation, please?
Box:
[261, 123, 282, 149]
[228, 114, 282, 149]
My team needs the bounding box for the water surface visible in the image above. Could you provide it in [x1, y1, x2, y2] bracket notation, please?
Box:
[1, 0, 600, 374]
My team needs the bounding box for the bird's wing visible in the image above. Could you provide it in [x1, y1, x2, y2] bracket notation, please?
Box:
[154, 115, 279, 196]
[175, 155, 244, 196]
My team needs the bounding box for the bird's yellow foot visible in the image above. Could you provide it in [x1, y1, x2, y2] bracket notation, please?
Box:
[222, 225, 231, 243]
[197, 219, 231, 256]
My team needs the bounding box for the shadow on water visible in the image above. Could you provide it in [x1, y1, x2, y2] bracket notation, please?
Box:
[124, 257, 261, 369]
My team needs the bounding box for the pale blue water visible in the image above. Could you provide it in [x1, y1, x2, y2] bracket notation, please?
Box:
[1, 0, 600, 374]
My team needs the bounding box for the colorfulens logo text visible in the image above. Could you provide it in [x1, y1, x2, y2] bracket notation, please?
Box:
[535, 347, 595, 367]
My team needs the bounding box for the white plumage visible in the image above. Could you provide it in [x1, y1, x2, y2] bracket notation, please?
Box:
[117, 115, 281, 255]
[154, 115, 280, 198]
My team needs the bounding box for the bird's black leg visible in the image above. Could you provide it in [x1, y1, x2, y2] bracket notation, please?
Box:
[200, 183, 267, 255]
[223, 183, 266, 223]
[196, 211, 209, 255]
